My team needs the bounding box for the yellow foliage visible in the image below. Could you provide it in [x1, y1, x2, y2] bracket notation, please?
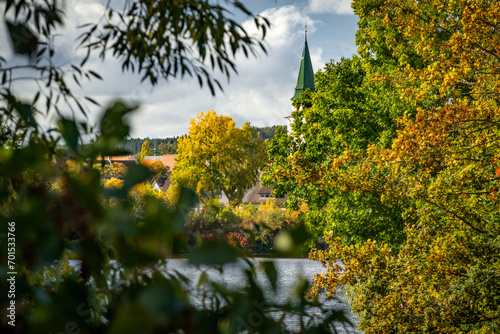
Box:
[131, 182, 168, 202]
[171, 110, 268, 205]
[104, 177, 123, 189]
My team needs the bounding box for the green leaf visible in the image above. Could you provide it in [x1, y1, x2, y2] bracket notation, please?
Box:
[84, 96, 100, 106]
[122, 164, 152, 192]
[58, 118, 79, 152]
[260, 261, 278, 292]
[100, 101, 137, 140]
[6, 20, 39, 56]
[88, 70, 103, 80]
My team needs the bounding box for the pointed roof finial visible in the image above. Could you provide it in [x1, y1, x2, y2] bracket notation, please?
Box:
[305, 23, 308, 41]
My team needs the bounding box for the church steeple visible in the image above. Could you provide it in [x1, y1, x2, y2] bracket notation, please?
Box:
[292, 26, 315, 100]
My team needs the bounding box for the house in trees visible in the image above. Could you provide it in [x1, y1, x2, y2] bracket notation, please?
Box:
[96, 154, 175, 191]
[241, 181, 287, 206]
[97, 32, 314, 202]
[140, 154, 177, 191]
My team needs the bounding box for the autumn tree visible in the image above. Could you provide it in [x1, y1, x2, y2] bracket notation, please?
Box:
[172, 110, 268, 205]
[148, 160, 170, 180]
[96, 162, 128, 178]
[307, 0, 500, 332]
[139, 139, 154, 162]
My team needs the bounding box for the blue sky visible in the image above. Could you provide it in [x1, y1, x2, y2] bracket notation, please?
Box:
[0, 0, 359, 138]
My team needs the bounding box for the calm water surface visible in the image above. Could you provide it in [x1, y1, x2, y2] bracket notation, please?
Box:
[70, 258, 360, 332]
[164, 258, 361, 333]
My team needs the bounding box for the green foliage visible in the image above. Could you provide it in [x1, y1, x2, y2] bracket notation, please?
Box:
[96, 162, 128, 178]
[304, 0, 500, 333]
[185, 199, 305, 254]
[187, 198, 242, 233]
[253, 125, 286, 142]
[156, 140, 178, 155]
[147, 160, 170, 179]
[246, 200, 304, 254]
[265, 56, 409, 247]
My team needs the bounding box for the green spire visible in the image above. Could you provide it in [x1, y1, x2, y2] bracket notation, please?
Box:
[292, 30, 315, 100]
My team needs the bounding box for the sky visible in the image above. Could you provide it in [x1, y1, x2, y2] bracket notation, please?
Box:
[0, 0, 359, 138]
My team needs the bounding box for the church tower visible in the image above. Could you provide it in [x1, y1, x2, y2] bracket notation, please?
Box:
[293, 28, 315, 100]
[287, 27, 315, 134]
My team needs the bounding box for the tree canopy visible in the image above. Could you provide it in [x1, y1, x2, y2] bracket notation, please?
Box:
[298, 0, 500, 332]
[172, 110, 268, 205]
[264, 55, 409, 247]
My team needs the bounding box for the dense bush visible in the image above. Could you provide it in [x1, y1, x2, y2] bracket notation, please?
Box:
[185, 199, 304, 254]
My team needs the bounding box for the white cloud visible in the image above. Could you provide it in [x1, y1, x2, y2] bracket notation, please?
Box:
[125, 4, 323, 138]
[245, 5, 313, 48]
[72, 3, 320, 137]
[307, 0, 353, 15]
[73, 0, 107, 23]
[1, 1, 345, 139]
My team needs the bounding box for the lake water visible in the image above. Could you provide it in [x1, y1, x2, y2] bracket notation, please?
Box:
[69, 258, 361, 333]
[164, 258, 361, 333]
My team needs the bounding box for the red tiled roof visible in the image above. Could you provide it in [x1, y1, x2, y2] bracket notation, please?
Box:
[141, 154, 177, 169]
[96, 155, 137, 161]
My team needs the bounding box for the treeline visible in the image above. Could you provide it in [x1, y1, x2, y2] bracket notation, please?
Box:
[254, 125, 285, 141]
[123, 125, 284, 155]
[121, 137, 181, 155]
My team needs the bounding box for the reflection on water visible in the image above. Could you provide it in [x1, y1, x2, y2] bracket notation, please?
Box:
[69, 258, 361, 333]
[164, 258, 361, 333]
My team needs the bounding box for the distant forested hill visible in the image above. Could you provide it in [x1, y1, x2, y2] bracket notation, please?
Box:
[122, 125, 285, 155]
[254, 125, 285, 141]
[120, 137, 182, 155]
